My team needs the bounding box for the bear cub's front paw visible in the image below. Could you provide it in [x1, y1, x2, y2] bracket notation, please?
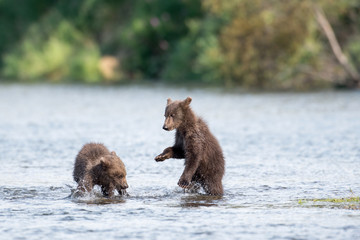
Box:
[154, 154, 165, 162]
[178, 178, 191, 188]
[155, 152, 170, 162]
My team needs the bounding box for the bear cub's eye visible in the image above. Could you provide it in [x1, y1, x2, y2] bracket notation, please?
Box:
[170, 113, 175, 117]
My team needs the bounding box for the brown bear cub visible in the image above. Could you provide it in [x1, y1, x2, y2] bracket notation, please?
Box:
[73, 143, 128, 197]
[155, 97, 225, 196]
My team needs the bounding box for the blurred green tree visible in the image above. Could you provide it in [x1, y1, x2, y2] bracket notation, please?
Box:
[0, 0, 360, 89]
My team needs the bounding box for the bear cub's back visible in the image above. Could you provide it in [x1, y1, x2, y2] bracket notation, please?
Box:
[73, 143, 110, 182]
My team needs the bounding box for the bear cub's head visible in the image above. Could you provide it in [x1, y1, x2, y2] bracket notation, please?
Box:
[99, 152, 128, 193]
[162, 97, 192, 131]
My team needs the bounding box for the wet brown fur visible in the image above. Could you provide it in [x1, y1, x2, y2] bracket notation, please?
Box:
[155, 97, 225, 195]
[73, 143, 128, 197]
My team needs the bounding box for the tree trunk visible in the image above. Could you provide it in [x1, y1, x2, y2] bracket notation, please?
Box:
[314, 5, 360, 87]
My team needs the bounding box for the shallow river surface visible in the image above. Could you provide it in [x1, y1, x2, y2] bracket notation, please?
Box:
[1, 84, 360, 239]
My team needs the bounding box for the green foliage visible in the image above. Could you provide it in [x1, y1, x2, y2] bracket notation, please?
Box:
[1, 0, 360, 89]
[0, 0, 58, 65]
[346, 37, 360, 70]
[205, 1, 328, 89]
[118, 0, 203, 79]
[162, 18, 224, 84]
[2, 10, 101, 82]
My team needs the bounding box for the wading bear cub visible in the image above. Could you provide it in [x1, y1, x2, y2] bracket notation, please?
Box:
[155, 97, 225, 195]
[73, 143, 128, 197]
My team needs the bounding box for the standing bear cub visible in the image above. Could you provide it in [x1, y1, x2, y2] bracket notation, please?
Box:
[73, 143, 128, 197]
[155, 97, 225, 195]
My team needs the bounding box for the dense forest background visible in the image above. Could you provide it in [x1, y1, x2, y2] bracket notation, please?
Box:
[1, 0, 360, 90]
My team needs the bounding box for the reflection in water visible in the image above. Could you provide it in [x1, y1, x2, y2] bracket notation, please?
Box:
[73, 197, 126, 205]
[179, 194, 223, 208]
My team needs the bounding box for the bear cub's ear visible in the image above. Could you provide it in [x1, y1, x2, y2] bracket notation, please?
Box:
[100, 157, 111, 169]
[167, 98, 172, 105]
[183, 97, 192, 107]
[110, 151, 116, 156]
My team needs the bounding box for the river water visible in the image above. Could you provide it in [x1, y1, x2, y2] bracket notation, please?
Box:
[0, 84, 359, 239]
